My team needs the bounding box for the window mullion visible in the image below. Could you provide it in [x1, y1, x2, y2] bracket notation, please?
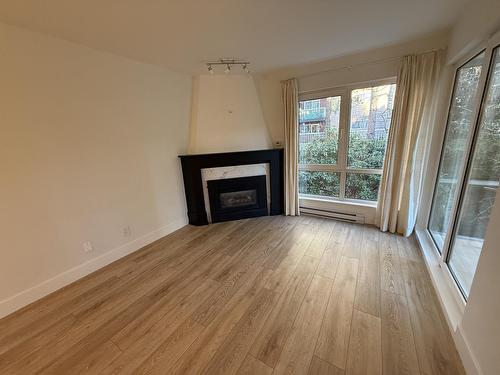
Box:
[338, 89, 349, 199]
[298, 164, 340, 172]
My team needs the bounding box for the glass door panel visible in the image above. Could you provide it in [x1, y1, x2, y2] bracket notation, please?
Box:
[448, 47, 500, 297]
[428, 52, 485, 253]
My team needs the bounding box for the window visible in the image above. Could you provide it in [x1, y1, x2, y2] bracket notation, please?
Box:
[298, 82, 396, 202]
[428, 53, 485, 253]
[427, 42, 500, 299]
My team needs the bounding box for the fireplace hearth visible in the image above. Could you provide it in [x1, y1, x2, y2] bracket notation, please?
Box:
[208, 175, 267, 223]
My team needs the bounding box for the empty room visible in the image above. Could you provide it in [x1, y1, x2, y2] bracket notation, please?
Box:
[1, 0, 499, 374]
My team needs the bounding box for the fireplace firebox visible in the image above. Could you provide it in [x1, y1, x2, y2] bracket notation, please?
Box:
[207, 175, 267, 223]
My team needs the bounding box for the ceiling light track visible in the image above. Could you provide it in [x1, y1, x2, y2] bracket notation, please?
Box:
[206, 59, 250, 74]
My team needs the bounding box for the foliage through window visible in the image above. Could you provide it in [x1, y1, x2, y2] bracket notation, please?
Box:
[298, 82, 396, 201]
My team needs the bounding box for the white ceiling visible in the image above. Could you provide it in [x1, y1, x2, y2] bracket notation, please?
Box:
[0, 0, 468, 74]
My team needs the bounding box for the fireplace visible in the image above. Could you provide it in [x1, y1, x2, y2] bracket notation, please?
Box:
[207, 175, 267, 223]
[179, 149, 283, 226]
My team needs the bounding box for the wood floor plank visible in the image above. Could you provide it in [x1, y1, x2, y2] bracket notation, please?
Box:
[213, 217, 296, 284]
[0, 313, 78, 370]
[1, 260, 180, 374]
[341, 224, 362, 259]
[111, 262, 220, 350]
[396, 235, 422, 262]
[305, 219, 335, 259]
[0, 274, 123, 356]
[236, 354, 273, 375]
[381, 290, 420, 375]
[204, 289, 277, 375]
[134, 318, 204, 375]
[251, 255, 320, 367]
[37, 295, 156, 374]
[273, 275, 333, 375]
[103, 317, 204, 375]
[401, 258, 465, 375]
[264, 225, 313, 293]
[380, 233, 406, 296]
[169, 268, 270, 375]
[0, 216, 464, 375]
[192, 222, 294, 326]
[354, 226, 381, 317]
[111, 278, 219, 352]
[263, 222, 308, 271]
[62, 340, 122, 375]
[308, 356, 344, 375]
[345, 309, 382, 375]
[316, 220, 347, 280]
[315, 256, 359, 369]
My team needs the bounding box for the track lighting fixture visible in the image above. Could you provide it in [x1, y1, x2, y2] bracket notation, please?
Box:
[205, 59, 250, 74]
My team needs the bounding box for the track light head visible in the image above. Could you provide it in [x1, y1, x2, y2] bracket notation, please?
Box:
[205, 59, 250, 75]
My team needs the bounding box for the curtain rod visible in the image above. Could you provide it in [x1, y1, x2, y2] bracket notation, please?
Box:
[295, 48, 442, 80]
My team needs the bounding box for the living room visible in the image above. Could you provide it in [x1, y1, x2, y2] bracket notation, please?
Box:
[0, 1, 499, 374]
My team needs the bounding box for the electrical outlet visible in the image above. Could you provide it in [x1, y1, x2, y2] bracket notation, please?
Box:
[123, 225, 132, 237]
[83, 241, 93, 253]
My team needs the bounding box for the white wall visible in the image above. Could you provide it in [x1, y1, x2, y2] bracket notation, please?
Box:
[447, 0, 500, 64]
[0, 23, 192, 317]
[188, 74, 273, 154]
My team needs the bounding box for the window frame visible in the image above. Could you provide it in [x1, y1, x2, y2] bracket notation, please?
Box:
[427, 50, 490, 256]
[298, 77, 397, 203]
[422, 32, 500, 301]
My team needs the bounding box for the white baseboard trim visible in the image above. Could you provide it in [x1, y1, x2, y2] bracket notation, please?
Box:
[455, 325, 483, 375]
[0, 217, 188, 319]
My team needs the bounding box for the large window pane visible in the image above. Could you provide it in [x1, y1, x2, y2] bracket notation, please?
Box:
[299, 171, 340, 198]
[448, 48, 500, 297]
[299, 96, 341, 164]
[348, 84, 396, 169]
[428, 52, 485, 253]
[345, 173, 381, 201]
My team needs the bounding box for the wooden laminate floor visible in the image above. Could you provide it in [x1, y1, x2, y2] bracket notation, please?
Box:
[0, 216, 465, 375]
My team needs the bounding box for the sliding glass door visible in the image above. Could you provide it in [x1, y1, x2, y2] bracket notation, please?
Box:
[448, 47, 500, 296]
[427, 41, 500, 299]
[428, 53, 485, 253]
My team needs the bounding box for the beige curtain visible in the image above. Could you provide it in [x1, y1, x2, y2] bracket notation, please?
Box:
[282, 78, 300, 215]
[376, 50, 443, 236]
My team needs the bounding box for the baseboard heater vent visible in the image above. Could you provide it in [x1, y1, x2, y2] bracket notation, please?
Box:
[300, 206, 365, 224]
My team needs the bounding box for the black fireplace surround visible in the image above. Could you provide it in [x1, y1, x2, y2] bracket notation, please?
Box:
[179, 149, 284, 226]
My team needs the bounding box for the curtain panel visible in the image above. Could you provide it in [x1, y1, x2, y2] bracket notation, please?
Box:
[377, 50, 444, 236]
[281, 78, 300, 216]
